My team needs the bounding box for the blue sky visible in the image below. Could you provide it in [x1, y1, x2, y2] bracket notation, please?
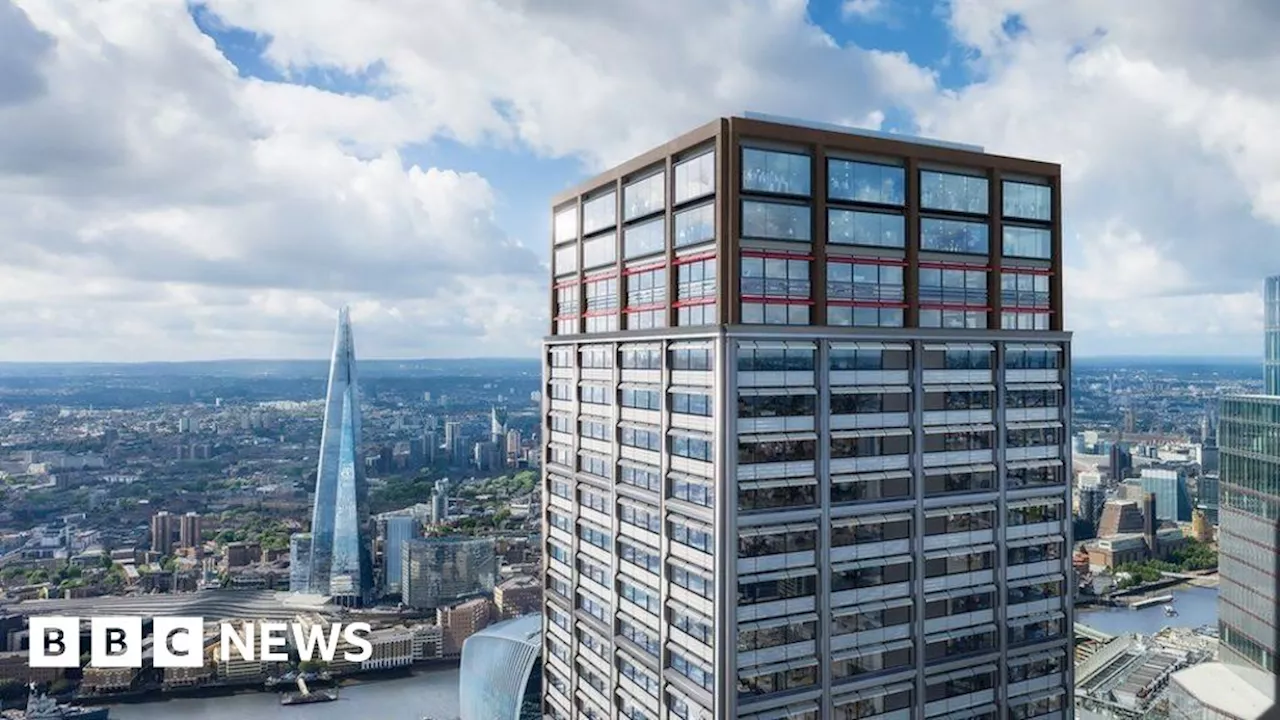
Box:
[1, 0, 1276, 361]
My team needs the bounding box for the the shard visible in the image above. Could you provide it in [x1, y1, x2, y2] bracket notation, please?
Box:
[307, 307, 373, 606]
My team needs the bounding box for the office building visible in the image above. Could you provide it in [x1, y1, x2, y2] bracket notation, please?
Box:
[149, 511, 175, 553]
[439, 597, 494, 656]
[1218, 395, 1280, 687]
[1110, 443, 1133, 481]
[542, 115, 1072, 719]
[1267, 276, 1280, 396]
[289, 533, 312, 593]
[381, 515, 420, 595]
[1138, 467, 1193, 523]
[1078, 484, 1107, 533]
[306, 307, 374, 606]
[401, 537, 499, 611]
[459, 614, 542, 720]
[494, 574, 543, 619]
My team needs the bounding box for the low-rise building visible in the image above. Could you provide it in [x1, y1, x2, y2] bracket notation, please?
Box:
[361, 627, 415, 671]
[493, 574, 541, 619]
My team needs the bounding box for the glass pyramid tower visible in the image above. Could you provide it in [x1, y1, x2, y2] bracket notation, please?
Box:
[307, 307, 373, 605]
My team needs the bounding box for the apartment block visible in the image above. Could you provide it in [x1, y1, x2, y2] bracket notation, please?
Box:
[541, 114, 1073, 720]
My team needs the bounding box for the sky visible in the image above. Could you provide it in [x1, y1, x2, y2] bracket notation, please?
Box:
[1, 0, 1278, 362]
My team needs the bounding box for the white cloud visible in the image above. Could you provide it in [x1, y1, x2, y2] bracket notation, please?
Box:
[842, 0, 884, 21]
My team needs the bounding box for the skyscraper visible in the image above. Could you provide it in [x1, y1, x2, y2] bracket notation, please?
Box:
[541, 115, 1073, 720]
[289, 532, 312, 593]
[178, 511, 202, 549]
[381, 514, 419, 595]
[307, 307, 374, 606]
[150, 511, 175, 553]
[1266, 275, 1280, 396]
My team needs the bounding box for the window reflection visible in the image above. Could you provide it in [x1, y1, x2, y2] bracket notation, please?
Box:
[582, 192, 616, 235]
[1003, 180, 1051, 220]
[1003, 225, 1053, 259]
[674, 202, 714, 248]
[741, 256, 810, 299]
[742, 148, 811, 196]
[553, 245, 577, 277]
[624, 218, 666, 259]
[919, 266, 987, 306]
[581, 233, 615, 270]
[742, 200, 811, 241]
[554, 207, 577, 244]
[828, 159, 904, 205]
[828, 208, 905, 247]
[921, 218, 989, 254]
[920, 170, 988, 214]
[674, 150, 716, 204]
[624, 172, 665, 220]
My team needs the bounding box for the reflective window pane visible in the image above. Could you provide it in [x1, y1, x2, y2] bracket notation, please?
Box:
[828, 159, 905, 205]
[674, 202, 715, 248]
[553, 245, 577, 276]
[828, 209, 905, 248]
[742, 200, 811, 241]
[1003, 226, 1053, 259]
[1003, 180, 1052, 221]
[742, 148, 811, 196]
[554, 207, 578, 244]
[624, 218, 666, 259]
[921, 218, 988, 255]
[624, 171, 666, 221]
[582, 192, 616, 235]
[920, 170, 989, 214]
[581, 233, 616, 270]
[674, 150, 716, 204]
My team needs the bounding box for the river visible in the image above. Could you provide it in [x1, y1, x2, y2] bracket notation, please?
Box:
[103, 667, 460, 720]
[1076, 584, 1219, 636]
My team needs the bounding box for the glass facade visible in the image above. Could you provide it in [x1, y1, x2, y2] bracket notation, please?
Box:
[402, 536, 498, 610]
[1267, 276, 1280, 396]
[459, 614, 542, 720]
[307, 308, 374, 605]
[1217, 395, 1280, 681]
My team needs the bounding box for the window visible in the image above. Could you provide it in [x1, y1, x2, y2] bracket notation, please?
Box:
[923, 389, 992, 411]
[827, 260, 905, 328]
[554, 206, 578, 244]
[924, 549, 994, 578]
[548, 381, 573, 402]
[584, 276, 619, 333]
[830, 392, 909, 415]
[580, 345, 612, 368]
[579, 417, 609, 440]
[671, 607, 713, 647]
[739, 393, 816, 418]
[1010, 615, 1066, 645]
[619, 539, 661, 574]
[1005, 347, 1061, 369]
[619, 618, 659, 657]
[581, 383, 610, 406]
[1007, 540, 1064, 566]
[670, 650, 714, 692]
[739, 527, 816, 557]
[924, 631, 997, 663]
[833, 689, 913, 720]
[675, 150, 716, 204]
[1003, 180, 1051, 221]
[1008, 579, 1065, 606]
[924, 468, 997, 496]
[924, 508, 995, 535]
[554, 283, 579, 334]
[920, 170, 988, 214]
[738, 662, 818, 698]
[921, 217, 989, 255]
[742, 148, 811, 196]
[831, 560, 911, 591]
[831, 644, 913, 681]
[1004, 225, 1052, 259]
[579, 452, 611, 480]
[619, 578, 660, 615]
[621, 386, 661, 410]
[548, 345, 573, 367]
[554, 244, 578, 276]
[919, 265, 987, 306]
[620, 346, 661, 369]
[827, 159, 904, 205]
[619, 658, 659, 700]
[831, 434, 911, 458]
[1002, 311, 1051, 330]
[738, 574, 816, 604]
[742, 200, 811, 241]
[739, 437, 817, 464]
[670, 473, 713, 507]
[1011, 693, 1066, 720]
[922, 348, 992, 369]
[548, 413, 573, 434]
[547, 509, 572, 532]
[625, 266, 666, 330]
[677, 302, 716, 326]
[671, 391, 712, 417]
[1002, 270, 1050, 308]
[1007, 501, 1064, 525]
[738, 619, 817, 651]
[829, 347, 909, 370]
[619, 462, 661, 494]
[620, 501, 661, 533]
[582, 233, 616, 269]
[1006, 388, 1060, 408]
[925, 590, 994, 619]
[741, 254, 811, 326]
[582, 191, 616, 235]
[1007, 425, 1061, 448]
[670, 345, 713, 370]
[577, 555, 609, 586]
[676, 257, 716, 301]
[670, 564, 713, 599]
[830, 517, 910, 547]
[1008, 463, 1063, 489]
[624, 218, 666, 259]
[832, 472, 912, 504]
[740, 482, 817, 513]
[620, 425, 661, 451]
[831, 603, 911, 635]
[739, 345, 816, 371]
[1007, 652, 1065, 683]
[548, 476, 571, 499]
[674, 202, 715, 248]
[547, 443, 572, 466]
[671, 432, 713, 461]
[670, 519, 713, 553]
[624, 171, 665, 220]
[828, 208, 905, 248]
[577, 521, 611, 550]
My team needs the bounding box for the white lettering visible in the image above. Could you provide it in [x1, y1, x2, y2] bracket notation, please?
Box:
[259, 622, 289, 662]
[290, 622, 342, 662]
[219, 622, 255, 662]
[341, 622, 372, 662]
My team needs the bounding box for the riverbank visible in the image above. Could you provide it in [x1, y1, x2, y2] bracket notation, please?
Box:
[1076, 584, 1219, 638]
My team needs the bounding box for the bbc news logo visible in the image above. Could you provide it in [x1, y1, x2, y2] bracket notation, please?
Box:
[29, 617, 373, 668]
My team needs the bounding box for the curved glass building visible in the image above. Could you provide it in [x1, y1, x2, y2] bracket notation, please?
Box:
[458, 614, 541, 720]
[1266, 276, 1280, 396]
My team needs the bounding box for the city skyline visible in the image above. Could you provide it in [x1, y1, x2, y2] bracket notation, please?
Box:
[1, 1, 1278, 362]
